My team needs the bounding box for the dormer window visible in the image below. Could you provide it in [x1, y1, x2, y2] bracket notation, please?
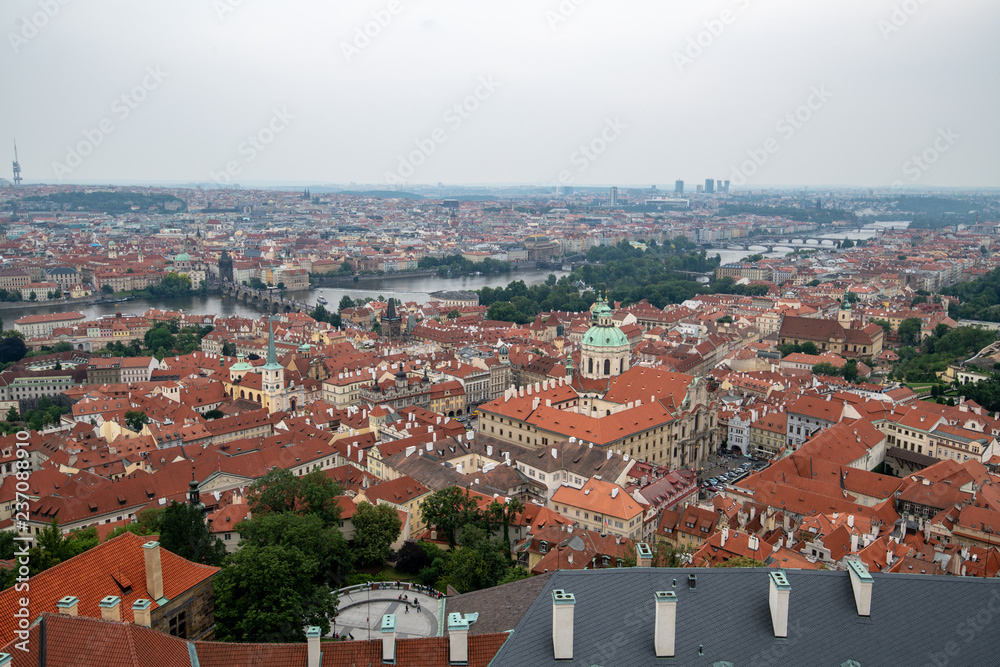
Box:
[539, 541, 548, 553]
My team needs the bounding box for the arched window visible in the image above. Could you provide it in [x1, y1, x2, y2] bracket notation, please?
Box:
[604, 359, 611, 376]
[240, 390, 245, 399]
[588, 358, 594, 374]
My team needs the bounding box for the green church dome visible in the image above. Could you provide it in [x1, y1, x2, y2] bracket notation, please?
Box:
[581, 324, 629, 348]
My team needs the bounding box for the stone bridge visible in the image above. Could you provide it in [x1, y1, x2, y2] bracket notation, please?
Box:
[221, 282, 313, 313]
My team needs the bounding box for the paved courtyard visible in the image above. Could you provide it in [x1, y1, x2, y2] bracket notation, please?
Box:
[332, 588, 443, 640]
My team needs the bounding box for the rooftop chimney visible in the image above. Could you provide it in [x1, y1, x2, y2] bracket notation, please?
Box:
[636, 542, 652, 567]
[654, 591, 677, 658]
[132, 599, 152, 627]
[306, 626, 322, 667]
[56, 596, 79, 617]
[847, 560, 873, 617]
[143, 541, 164, 601]
[99, 595, 121, 622]
[448, 612, 471, 664]
[381, 614, 397, 662]
[552, 589, 576, 660]
[768, 571, 791, 638]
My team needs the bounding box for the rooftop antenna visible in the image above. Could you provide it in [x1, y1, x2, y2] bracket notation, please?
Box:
[12, 140, 22, 186]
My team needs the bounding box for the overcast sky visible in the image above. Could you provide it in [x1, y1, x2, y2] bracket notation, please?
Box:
[2, 0, 997, 189]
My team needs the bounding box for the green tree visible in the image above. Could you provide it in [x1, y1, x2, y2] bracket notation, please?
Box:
[799, 341, 819, 356]
[486, 497, 525, 549]
[5, 406, 17, 422]
[447, 526, 514, 594]
[247, 468, 343, 526]
[213, 544, 338, 642]
[101, 284, 114, 295]
[898, 317, 922, 346]
[204, 408, 225, 419]
[144, 325, 175, 353]
[807, 279, 821, 287]
[812, 362, 840, 377]
[124, 410, 150, 433]
[0, 336, 27, 364]
[447, 309, 461, 319]
[716, 315, 733, 324]
[871, 318, 893, 335]
[159, 501, 226, 566]
[221, 342, 237, 357]
[842, 359, 859, 383]
[106, 508, 163, 540]
[238, 511, 353, 586]
[420, 486, 483, 549]
[350, 501, 403, 568]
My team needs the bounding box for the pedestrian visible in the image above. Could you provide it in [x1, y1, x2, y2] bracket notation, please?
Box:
[405, 605, 409, 614]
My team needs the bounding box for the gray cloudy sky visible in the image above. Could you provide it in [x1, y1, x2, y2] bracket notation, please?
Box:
[2, 0, 998, 188]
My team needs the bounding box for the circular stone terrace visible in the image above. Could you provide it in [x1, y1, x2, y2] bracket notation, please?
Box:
[331, 582, 446, 641]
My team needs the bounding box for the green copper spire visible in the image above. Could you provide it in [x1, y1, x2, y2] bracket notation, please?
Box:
[263, 314, 283, 370]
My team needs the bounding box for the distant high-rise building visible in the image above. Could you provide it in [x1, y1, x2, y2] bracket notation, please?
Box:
[556, 186, 574, 196]
[674, 180, 684, 195]
[722, 180, 730, 194]
[610, 187, 618, 206]
[696, 184, 704, 194]
[705, 178, 715, 194]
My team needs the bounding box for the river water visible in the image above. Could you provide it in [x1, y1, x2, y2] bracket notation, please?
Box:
[6, 267, 571, 321]
[7, 222, 910, 322]
[710, 221, 910, 265]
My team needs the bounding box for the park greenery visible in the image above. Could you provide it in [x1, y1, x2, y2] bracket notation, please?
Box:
[943, 266, 1000, 322]
[419, 254, 514, 276]
[414, 486, 528, 593]
[890, 325, 996, 383]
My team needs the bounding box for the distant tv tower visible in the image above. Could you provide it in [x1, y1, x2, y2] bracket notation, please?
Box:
[12, 140, 22, 186]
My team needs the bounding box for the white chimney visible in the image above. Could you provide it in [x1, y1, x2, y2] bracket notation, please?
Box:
[851, 533, 859, 553]
[142, 541, 164, 601]
[306, 626, 322, 667]
[56, 596, 79, 617]
[847, 514, 855, 528]
[847, 560, 873, 617]
[552, 590, 576, 660]
[381, 614, 397, 662]
[132, 599, 152, 627]
[721, 526, 729, 547]
[448, 613, 470, 664]
[426, 443, 433, 452]
[486, 445, 493, 457]
[654, 591, 677, 658]
[768, 571, 791, 638]
[611, 487, 619, 499]
[99, 595, 121, 622]
[551, 447, 558, 459]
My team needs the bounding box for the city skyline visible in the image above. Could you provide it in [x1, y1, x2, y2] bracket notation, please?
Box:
[1, 1, 997, 188]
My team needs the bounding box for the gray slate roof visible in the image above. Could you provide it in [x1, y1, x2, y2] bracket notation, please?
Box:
[488, 567, 1000, 667]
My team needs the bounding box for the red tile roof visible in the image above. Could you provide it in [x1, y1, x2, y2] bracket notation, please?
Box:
[0, 532, 219, 644]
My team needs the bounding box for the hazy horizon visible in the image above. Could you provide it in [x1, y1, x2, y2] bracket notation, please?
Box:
[3, 1, 997, 189]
